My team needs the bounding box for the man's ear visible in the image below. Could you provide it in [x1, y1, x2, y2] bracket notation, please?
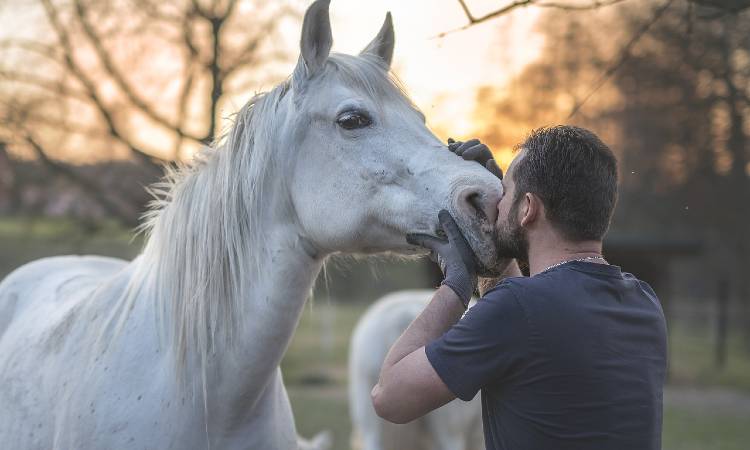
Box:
[519, 193, 541, 227]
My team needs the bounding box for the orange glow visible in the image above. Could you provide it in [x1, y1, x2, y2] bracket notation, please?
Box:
[330, 1, 542, 144]
[0, 0, 544, 163]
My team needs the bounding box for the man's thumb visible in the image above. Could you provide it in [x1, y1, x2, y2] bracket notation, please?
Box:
[406, 233, 443, 251]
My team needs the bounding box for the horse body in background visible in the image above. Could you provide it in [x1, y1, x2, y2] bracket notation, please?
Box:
[350, 291, 483, 450]
[0, 1, 505, 448]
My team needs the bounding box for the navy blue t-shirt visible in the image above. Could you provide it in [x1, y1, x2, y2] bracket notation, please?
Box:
[426, 261, 667, 450]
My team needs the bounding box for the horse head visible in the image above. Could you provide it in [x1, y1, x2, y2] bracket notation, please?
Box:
[282, 0, 508, 275]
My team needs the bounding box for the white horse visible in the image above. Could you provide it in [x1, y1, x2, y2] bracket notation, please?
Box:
[0, 1, 505, 449]
[349, 291, 483, 450]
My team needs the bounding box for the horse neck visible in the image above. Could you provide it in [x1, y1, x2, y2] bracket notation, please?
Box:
[131, 144, 325, 399]
[197, 208, 326, 414]
[220, 224, 324, 382]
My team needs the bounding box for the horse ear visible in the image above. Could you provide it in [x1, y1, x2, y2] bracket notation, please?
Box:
[360, 12, 394, 69]
[295, 0, 333, 81]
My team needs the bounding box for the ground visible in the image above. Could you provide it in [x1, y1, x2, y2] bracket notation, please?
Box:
[284, 302, 750, 450]
[2, 217, 749, 450]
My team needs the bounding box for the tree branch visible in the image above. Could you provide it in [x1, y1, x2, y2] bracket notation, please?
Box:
[220, 8, 294, 78]
[40, 0, 165, 170]
[172, 62, 196, 159]
[0, 69, 89, 101]
[204, 14, 226, 143]
[73, 0, 204, 144]
[22, 132, 138, 227]
[438, 0, 629, 38]
[567, 0, 676, 118]
[130, 0, 185, 24]
[0, 39, 60, 61]
[17, 112, 109, 139]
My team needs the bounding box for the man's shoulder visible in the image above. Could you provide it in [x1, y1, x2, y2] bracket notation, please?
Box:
[484, 273, 557, 298]
[480, 276, 540, 312]
[482, 276, 524, 299]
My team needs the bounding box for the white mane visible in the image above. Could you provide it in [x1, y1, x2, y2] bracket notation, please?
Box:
[100, 80, 291, 372]
[102, 54, 418, 374]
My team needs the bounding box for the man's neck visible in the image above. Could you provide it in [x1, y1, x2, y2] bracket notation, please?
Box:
[526, 235, 605, 276]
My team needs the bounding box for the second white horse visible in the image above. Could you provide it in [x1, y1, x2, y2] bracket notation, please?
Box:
[350, 290, 484, 450]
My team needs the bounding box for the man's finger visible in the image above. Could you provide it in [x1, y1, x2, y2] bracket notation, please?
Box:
[486, 159, 503, 179]
[455, 139, 480, 156]
[406, 233, 445, 251]
[461, 144, 491, 163]
[437, 210, 463, 244]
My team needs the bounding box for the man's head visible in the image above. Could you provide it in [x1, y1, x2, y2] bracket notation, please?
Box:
[494, 125, 618, 261]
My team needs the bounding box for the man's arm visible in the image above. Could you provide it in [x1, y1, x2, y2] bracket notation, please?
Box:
[371, 259, 522, 424]
[372, 139, 521, 423]
[370, 285, 463, 424]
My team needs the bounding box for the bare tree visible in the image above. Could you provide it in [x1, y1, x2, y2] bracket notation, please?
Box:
[0, 0, 299, 223]
[446, 0, 749, 36]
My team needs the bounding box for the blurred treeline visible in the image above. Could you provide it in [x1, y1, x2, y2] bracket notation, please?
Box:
[0, 0, 749, 340]
[0, 0, 302, 225]
[472, 0, 750, 353]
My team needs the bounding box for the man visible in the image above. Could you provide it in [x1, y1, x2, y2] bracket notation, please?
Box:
[371, 125, 667, 450]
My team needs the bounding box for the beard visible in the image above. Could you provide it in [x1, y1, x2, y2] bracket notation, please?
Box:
[494, 198, 529, 264]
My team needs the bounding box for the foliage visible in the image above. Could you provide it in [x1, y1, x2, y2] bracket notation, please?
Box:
[472, 0, 750, 318]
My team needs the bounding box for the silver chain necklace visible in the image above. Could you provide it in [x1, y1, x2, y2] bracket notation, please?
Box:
[540, 255, 607, 273]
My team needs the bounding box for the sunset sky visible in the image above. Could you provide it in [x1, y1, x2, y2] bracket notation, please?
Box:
[0, 0, 545, 166]
[211, 0, 543, 166]
[328, 0, 543, 139]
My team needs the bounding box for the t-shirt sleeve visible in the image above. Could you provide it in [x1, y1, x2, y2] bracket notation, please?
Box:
[425, 283, 529, 401]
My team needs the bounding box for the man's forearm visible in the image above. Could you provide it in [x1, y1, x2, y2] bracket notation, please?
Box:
[379, 259, 522, 377]
[377, 285, 464, 382]
[372, 260, 523, 423]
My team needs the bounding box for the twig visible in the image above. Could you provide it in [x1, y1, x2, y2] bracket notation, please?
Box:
[23, 133, 138, 227]
[567, 0, 675, 119]
[40, 0, 165, 170]
[436, 0, 628, 38]
[73, 0, 204, 143]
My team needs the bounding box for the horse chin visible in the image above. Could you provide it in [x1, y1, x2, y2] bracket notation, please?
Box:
[443, 210, 499, 277]
[475, 255, 513, 277]
[466, 237, 508, 277]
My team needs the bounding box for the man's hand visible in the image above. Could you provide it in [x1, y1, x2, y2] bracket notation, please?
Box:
[407, 210, 478, 307]
[448, 138, 503, 180]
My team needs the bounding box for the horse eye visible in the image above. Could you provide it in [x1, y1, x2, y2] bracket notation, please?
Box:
[337, 112, 372, 130]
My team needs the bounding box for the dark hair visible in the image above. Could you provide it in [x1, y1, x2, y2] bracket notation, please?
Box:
[512, 125, 618, 241]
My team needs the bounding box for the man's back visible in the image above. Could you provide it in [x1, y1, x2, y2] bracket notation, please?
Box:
[426, 261, 668, 450]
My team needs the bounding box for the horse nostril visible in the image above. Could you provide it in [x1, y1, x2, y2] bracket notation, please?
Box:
[456, 187, 499, 225]
[467, 192, 484, 216]
[460, 191, 487, 221]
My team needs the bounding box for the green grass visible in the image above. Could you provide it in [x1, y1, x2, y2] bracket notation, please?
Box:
[0, 216, 141, 278]
[283, 302, 368, 450]
[284, 302, 750, 450]
[289, 386, 351, 450]
[668, 322, 750, 391]
[282, 302, 368, 386]
[662, 406, 750, 450]
[2, 217, 749, 449]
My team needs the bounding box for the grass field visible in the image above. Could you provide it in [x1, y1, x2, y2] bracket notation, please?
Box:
[2, 217, 750, 449]
[285, 302, 750, 450]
